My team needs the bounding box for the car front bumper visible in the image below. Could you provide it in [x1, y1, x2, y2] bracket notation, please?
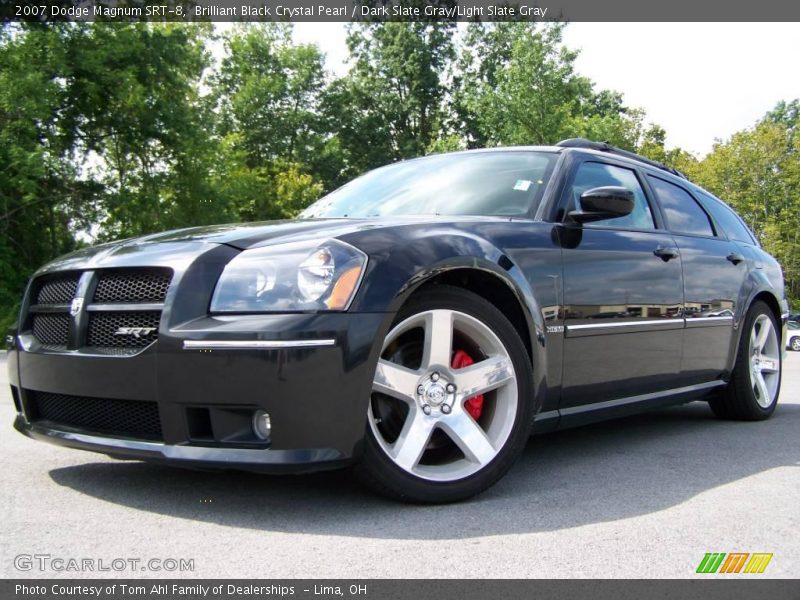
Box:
[9, 311, 389, 473]
[13, 415, 349, 472]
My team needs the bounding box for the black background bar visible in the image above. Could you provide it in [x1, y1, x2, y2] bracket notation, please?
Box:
[3, 579, 800, 600]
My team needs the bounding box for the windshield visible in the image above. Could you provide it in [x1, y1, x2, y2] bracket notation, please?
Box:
[299, 151, 557, 219]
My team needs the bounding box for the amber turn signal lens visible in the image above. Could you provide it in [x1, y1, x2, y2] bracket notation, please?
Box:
[325, 266, 363, 310]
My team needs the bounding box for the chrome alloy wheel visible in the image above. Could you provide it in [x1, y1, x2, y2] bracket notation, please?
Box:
[369, 309, 518, 482]
[749, 314, 780, 408]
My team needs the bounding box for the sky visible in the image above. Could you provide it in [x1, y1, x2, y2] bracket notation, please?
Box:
[287, 22, 800, 157]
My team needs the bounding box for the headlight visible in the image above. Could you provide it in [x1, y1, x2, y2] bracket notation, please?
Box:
[210, 239, 367, 313]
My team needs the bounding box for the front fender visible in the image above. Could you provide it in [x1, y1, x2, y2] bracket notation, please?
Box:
[340, 223, 556, 420]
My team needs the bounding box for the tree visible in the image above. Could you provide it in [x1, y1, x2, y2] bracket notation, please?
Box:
[323, 22, 455, 176]
[453, 23, 645, 149]
[636, 123, 699, 174]
[63, 22, 225, 239]
[216, 25, 327, 166]
[0, 23, 94, 330]
[213, 24, 330, 216]
[0, 22, 224, 330]
[3, 21, 797, 325]
[691, 103, 800, 306]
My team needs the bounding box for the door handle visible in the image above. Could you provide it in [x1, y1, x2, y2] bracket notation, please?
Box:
[653, 247, 680, 261]
[727, 253, 745, 265]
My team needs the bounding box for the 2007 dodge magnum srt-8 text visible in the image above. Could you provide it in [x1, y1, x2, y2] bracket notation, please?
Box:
[7, 139, 789, 503]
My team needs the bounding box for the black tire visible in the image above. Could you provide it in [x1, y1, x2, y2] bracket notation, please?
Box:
[355, 285, 535, 503]
[709, 301, 781, 421]
[791, 337, 800, 352]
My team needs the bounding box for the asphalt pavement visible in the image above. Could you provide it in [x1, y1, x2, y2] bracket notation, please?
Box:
[1, 351, 798, 578]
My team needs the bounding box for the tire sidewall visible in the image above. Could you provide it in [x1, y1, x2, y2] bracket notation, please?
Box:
[360, 285, 535, 503]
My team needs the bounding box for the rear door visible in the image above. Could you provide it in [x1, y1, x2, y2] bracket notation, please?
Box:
[558, 158, 684, 410]
[645, 174, 746, 385]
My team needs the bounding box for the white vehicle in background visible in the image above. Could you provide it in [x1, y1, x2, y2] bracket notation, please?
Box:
[788, 321, 800, 351]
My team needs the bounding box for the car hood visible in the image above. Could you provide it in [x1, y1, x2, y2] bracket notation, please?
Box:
[35, 216, 509, 275]
[126, 218, 373, 248]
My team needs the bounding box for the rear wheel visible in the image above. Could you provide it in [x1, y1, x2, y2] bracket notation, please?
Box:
[709, 301, 781, 420]
[791, 337, 800, 352]
[356, 285, 535, 503]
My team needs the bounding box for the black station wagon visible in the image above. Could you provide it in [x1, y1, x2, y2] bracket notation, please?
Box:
[8, 139, 789, 502]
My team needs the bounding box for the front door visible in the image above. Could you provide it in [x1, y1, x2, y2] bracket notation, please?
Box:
[558, 160, 684, 410]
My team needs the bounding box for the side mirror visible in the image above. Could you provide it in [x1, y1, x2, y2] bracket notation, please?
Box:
[568, 186, 635, 224]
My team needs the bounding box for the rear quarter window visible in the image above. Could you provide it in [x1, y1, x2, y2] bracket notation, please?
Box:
[695, 190, 758, 245]
[647, 175, 715, 237]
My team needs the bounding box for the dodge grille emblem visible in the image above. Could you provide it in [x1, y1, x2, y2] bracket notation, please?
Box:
[114, 327, 157, 339]
[69, 297, 84, 317]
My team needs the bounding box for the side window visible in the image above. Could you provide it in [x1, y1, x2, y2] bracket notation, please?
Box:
[648, 176, 715, 237]
[696, 190, 758, 245]
[569, 162, 654, 230]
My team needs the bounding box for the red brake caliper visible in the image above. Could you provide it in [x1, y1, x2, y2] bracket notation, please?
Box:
[451, 349, 484, 420]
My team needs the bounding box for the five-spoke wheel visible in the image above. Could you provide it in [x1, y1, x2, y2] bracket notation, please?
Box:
[748, 314, 780, 407]
[369, 308, 517, 482]
[357, 286, 534, 502]
[710, 300, 781, 420]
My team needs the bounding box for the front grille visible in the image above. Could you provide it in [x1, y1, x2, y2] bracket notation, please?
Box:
[27, 390, 162, 440]
[94, 269, 171, 303]
[26, 268, 171, 354]
[32, 313, 70, 348]
[36, 276, 79, 305]
[87, 311, 161, 349]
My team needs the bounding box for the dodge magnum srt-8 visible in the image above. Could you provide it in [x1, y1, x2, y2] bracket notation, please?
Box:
[7, 139, 788, 503]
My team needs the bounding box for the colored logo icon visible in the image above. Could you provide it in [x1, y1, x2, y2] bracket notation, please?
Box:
[696, 553, 773, 574]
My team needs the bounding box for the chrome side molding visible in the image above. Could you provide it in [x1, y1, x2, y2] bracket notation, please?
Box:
[183, 339, 336, 350]
[568, 318, 685, 331]
[565, 315, 734, 337]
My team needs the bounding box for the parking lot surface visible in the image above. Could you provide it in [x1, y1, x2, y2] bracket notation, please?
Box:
[1, 352, 798, 578]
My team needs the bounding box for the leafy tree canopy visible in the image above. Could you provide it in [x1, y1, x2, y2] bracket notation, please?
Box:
[2, 21, 799, 331]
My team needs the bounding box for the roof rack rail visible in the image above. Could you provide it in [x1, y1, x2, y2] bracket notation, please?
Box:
[556, 138, 687, 180]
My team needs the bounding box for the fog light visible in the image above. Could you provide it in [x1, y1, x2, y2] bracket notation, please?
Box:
[252, 410, 272, 441]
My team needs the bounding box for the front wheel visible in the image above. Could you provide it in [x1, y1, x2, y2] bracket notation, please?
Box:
[709, 301, 781, 420]
[355, 285, 535, 503]
[791, 337, 800, 352]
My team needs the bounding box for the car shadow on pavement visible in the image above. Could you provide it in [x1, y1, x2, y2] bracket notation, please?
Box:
[48, 401, 800, 541]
